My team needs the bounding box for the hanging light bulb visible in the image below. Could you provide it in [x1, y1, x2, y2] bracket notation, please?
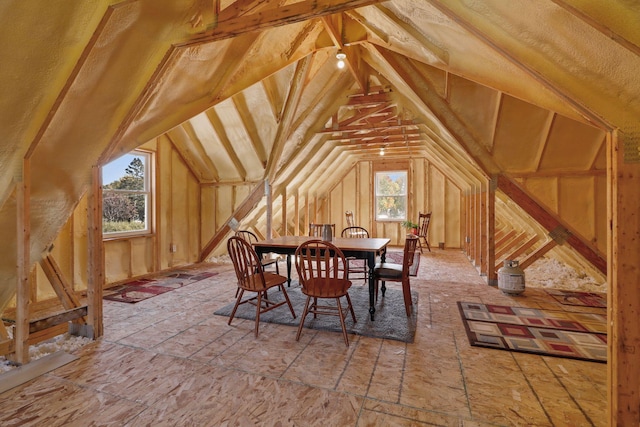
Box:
[379, 146, 385, 156]
[336, 50, 346, 69]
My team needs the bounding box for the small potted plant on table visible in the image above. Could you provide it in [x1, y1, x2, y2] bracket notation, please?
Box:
[401, 220, 420, 235]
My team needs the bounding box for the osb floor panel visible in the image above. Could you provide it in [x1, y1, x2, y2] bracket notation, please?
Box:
[0, 250, 606, 426]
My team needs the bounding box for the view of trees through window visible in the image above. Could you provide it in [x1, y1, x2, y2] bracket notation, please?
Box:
[102, 152, 150, 234]
[375, 171, 407, 221]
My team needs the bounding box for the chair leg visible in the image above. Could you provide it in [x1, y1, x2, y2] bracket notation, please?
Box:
[296, 296, 312, 342]
[228, 289, 244, 325]
[254, 291, 262, 337]
[402, 279, 412, 316]
[335, 298, 349, 346]
[280, 285, 297, 319]
[345, 293, 356, 323]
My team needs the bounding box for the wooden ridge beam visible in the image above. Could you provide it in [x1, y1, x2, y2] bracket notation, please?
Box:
[497, 174, 606, 274]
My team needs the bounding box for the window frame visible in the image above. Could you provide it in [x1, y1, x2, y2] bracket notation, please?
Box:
[101, 149, 153, 238]
[374, 169, 408, 222]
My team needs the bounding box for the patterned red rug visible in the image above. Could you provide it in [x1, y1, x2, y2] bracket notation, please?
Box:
[458, 302, 607, 363]
[545, 289, 607, 308]
[104, 266, 218, 303]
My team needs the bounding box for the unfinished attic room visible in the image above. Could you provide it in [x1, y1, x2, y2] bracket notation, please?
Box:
[1, 0, 639, 425]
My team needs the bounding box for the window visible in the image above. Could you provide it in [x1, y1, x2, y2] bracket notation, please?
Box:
[102, 150, 152, 235]
[375, 170, 407, 221]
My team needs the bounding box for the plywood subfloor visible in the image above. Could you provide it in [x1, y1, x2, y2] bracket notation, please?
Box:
[0, 250, 606, 426]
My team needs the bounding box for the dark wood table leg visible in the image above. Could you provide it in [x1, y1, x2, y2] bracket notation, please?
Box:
[368, 253, 376, 321]
[286, 254, 292, 286]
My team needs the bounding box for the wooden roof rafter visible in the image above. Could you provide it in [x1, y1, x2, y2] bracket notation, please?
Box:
[192, 0, 385, 43]
[322, 15, 368, 92]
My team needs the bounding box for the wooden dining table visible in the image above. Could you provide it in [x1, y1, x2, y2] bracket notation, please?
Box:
[253, 236, 390, 321]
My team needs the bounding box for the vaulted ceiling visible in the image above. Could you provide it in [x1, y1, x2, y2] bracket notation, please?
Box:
[1, 0, 639, 296]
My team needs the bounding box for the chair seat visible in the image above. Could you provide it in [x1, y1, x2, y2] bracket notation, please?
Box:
[374, 262, 403, 279]
[263, 272, 288, 288]
[301, 278, 351, 298]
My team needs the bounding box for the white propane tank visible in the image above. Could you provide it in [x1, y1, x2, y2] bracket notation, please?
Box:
[498, 260, 525, 295]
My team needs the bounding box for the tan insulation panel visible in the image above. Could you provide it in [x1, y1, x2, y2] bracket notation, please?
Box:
[429, 167, 446, 246]
[104, 240, 132, 284]
[329, 182, 343, 232]
[72, 196, 88, 290]
[358, 162, 372, 234]
[34, 264, 57, 302]
[594, 175, 607, 254]
[448, 75, 500, 152]
[540, 116, 606, 172]
[412, 159, 426, 215]
[130, 237, 154, 278]
[49, 216, 74, 292]
[524, 177, 559, 214]
[216, 186, 233, 231]
[445, 180, 462, 248]
[187, 177, 200, 262]
[559, 177, 596, 241]
[200, 186, 216, 247]
[158, 142, 173, 271]
[493, 96, 551, 172]
[169, 152, 191, 266]
[340, 168, 357, 232]
[233, 184, 252, 212]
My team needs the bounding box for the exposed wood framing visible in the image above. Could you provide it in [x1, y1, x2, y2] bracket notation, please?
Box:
[497, 174, 606, 274]
[549, 0, 640, 58]
[13, 161, 31, 365]
[266, 54, 313, 182]
[608, 130, 640, 426]
[427, 0, 611, 131]
[322, 15, 367, 92]
[87, 165, 104, 339]
[518, 239, 557, 271]
[196, 0, 384, 42]
[495, 232, 527, 261]
[199, 179, 266, 261]
[495, 234, 540, 272]
[483, 183, 494, 279]
[40, 256, 85, 315]
[29, 307, 88, 334]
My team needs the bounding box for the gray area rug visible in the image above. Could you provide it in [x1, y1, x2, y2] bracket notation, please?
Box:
[214, 283, 418, 343]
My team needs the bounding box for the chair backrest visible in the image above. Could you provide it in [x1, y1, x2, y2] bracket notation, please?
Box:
[418, 212, 432, 238]
[227, 236, 267, 291]
[308, 223, 336, 237]
[345, 210, 356, 227]
[235, 229, 259, 244]
[341, 226, 369, 238]
[295, 240, 349, 294]
[402, 235, 419, 276]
